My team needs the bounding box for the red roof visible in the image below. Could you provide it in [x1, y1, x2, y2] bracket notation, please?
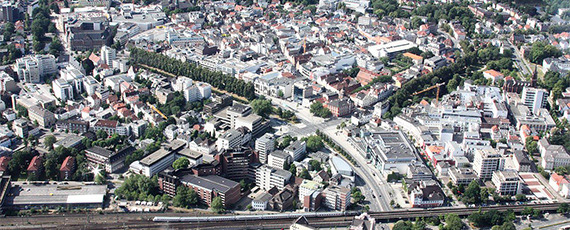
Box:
[60, 156, 75, 172]
[27, 156, 42, 172]
[551, 173, 569, 186]
[95, 120, 118, 128]
[0, 156, 10, 171]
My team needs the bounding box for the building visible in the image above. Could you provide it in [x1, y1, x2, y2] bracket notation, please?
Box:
[251, 192, 273, 211]
[549, 173, 570, 198]
[27, 155, 42, 179]
[327, 98, 353, 117]
[138, 148, 175, 177]
[4, 182, 106, 210]
[100, 45, 116, 66]
[367, 40, 417, 58]
[538, 138, 570, 171]
[448, 167, 478, 186]
[93, 120, 128, 136]
[322, 185, 351, 211]
[53, 79, 74, 101]
[215, 147, 253, 181]
[255, 133, 275, 164]
[269, 185, 296, 211]
[28, 105, 56, 127]
[350, 213, 377, 230]
[180, 174, 240, 208]
[473, 149, 505, 180]
[216, 128, 251, 151]
[66, 18, 112, 51]
[56, 120, 89, 133]
[330, 155, 354, 178]
[59, 156, 75, 180]
[268, 150, 292, 170]
[290, 216, 316, 230]
[255, 165, 292, 191]
[53, 134, 84, 149]
[85, 146, 133, 173]
[14, 55, 57, 83]
[492, 171, 521, 196]
[407, 180, 445, 208]
[0, 156, 9, 173]
[362, 131, 418, 174]
[284, 141, 307, 162]
[521, 87, 548, 114]
[298, 180, 322, 202]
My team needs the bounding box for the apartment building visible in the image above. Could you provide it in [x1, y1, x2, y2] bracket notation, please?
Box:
[284, 140, 307, 162]
[14, 55, 57, 83]
[492, 171, 521, 196]
[28, 105, 56, 127]
[180, 174, 240, 208]
[255, 165, 292, 191]
[255, 133, 275, 164]
[322, 185, 351, 211]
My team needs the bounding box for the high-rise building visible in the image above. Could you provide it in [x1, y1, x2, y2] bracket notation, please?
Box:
[100, 45, 116, 66]
[322, 185, 351, 211]
[521, 87, 548, 114]
[473, 149, 504, 180]
[215, 147, 253, 182]
[255, 165, 291, 191]
[14, 55, 57, 83]
[255, 133, 275, 164]
[492, 171, 521, 195]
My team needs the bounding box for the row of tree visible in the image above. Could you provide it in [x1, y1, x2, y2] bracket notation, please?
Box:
[129, 48, 256, 100]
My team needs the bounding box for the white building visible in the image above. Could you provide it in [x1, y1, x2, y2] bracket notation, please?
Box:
[298, 180, 322, 201]
[492, 171, 521, 195]
[284, 141, 307, 162]
[538, 138, 570, 170]
[255, 133, 275, 164]
[216, 128, 250, 151]
[138, 148, 175, 177]
[473, 149, 505, 180]
[251, 193, 273, 211]
[52, 79, 74, 101]
[14, 55, 57, 83]
[255, 165, 292, 191]
[521, 87, 548, 114]
[100, 45, 116, 66]
[549, 173, 570, 198]
[268, 150, 291, 170]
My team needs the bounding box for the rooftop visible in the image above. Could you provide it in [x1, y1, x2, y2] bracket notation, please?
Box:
[5, 182, 106, 206]
[140, 148, 173, 166]
[180, 174, 239, 193]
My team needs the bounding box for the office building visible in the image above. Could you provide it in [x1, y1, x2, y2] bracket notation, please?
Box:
[137, 148, 175, 177]
[255, 133, 275, 164]
[473, 149, 505, 180]
[322, 185, 351, 211]
[284, 141, 307, 162]
[14, 55, 57, 83]
[100, 45, 116, 66]
[492, 171, 521, 196]
[255, 165, 292, 191]
[521, 87, 548, 114]
[180, 174, 240, 208]
[215, 147, 253, 181]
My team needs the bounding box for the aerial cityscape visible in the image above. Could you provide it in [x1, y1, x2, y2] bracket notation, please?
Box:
[0, 0, 569, 229]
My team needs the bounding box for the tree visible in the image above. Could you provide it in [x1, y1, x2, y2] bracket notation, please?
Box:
[528, 41, 562, 64]
[444, 214, 463, 230]
[173, 186, 198, 208]
[289, 163, 297, 175]
[250, 98, 273, 118]
[351, 188, 364, 204]
[95, 172, 106, 185]
[309, 160, 322, 172]
[462, 180, 481, 204]
[303, 136, 324, 152]
[558, 203, 570, 214]
[492, 222, 516, 230]
[211, 196, 225, 213]
[172, 157, 190, 170]
[44, 135, 56, 150]
[299, 168, 311, 180]
[310, 102, 332, 118]
[393, 220, 413, 230]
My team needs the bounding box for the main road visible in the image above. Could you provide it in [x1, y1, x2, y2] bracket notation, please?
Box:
[266, 96, 392, 211]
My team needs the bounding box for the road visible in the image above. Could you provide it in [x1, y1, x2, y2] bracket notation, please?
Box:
[508, 40, 532, 76]
[321, 126, 393, 211]
[265, 96, 388, 211]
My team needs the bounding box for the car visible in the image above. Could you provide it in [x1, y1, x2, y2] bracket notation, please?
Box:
[372, 194, 376, 198]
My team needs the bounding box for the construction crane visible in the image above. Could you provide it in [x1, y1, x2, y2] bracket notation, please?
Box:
[412, 83, 446, 103]
[147, 102, 168, 119]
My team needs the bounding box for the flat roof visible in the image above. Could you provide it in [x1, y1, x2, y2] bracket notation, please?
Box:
[5, 183, 106, 206]
[54, 134, 83, 148]
[331, 156, 352, 173]
[177, 148, 203, 160]
[140, 148, 173, 166]
[180, 175, 239, 193]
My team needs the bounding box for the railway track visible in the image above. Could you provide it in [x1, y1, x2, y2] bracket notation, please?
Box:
[0, 203, 565, 229]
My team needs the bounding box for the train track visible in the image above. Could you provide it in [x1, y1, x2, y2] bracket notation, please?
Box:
[0, 203, 565, 229]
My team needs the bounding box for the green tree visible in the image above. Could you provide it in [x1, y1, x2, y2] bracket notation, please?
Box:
[289, 163, 297, 175]
[444, 214, 463, 230]
[528, 41, 563, 64]
[303, 136, 324, 152]
[492, 222, 516, 230]
[211, 196, 225, 213]
[462, 180, 481, 204]
[44, 135, 56, 150]
[558, 203, 570, 214]
[250, 98, 273, 118]
[310, 102, 332, 118]
[173, 186, 198, 208]
[172, 157, 190, 170]
[309, 160, 322, 172]
[392, 220, 413, 230]
[299, 168, 311, 180]
[95, 172, 106, 185]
